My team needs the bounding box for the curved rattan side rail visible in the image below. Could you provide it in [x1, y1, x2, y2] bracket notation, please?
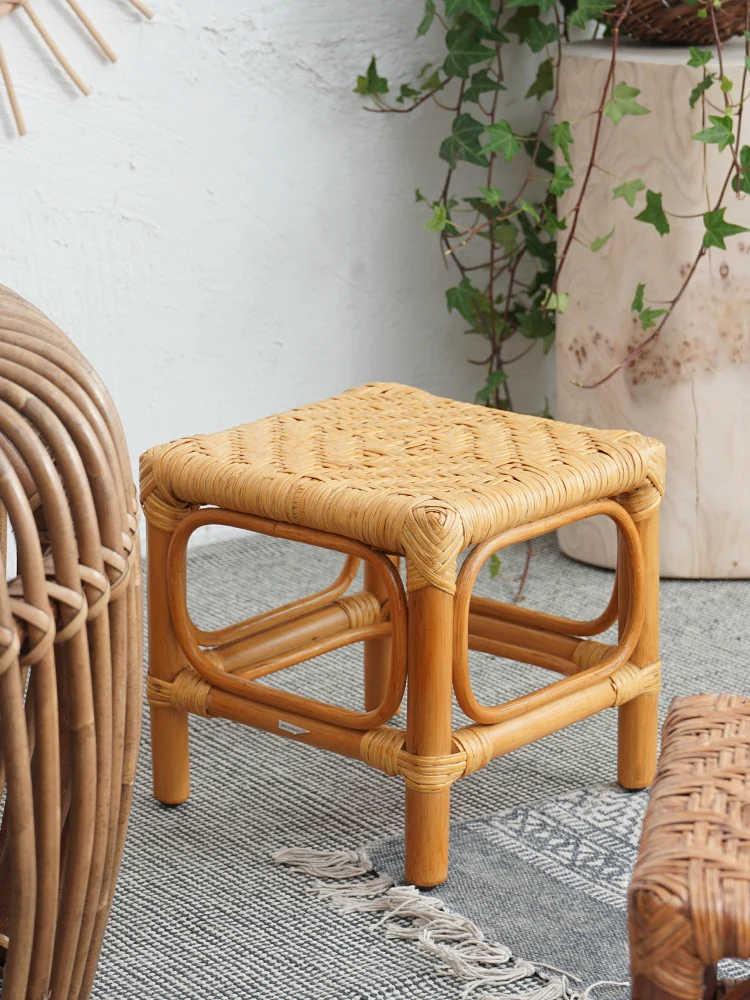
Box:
[0, 285, 141, 1000]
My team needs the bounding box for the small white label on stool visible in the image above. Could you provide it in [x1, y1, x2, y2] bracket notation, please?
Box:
[278, 720, 309, 735]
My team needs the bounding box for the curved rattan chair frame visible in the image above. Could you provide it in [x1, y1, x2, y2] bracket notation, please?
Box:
[0, 285, 141, 1000]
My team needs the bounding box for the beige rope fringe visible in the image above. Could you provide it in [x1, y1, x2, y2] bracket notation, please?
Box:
[273, 847, 628, 1000]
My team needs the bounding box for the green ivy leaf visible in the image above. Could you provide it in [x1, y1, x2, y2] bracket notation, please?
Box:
[476, 368, 508, 403]
[603, 81, 651, 125]
[421, 69, 444, 91]
[508, 0, 556, 11]
[541, 205, 567, 233]
[519, 199, 540, 221]
[516, 306, 555, 340]
[702, 207, 749, 249]
[732, 145, 750, 195]
[477, 24, 510, 42]
[446, 277, 490, 325]
[689, 74, 715, 108]
[493, 220, 520, 255]
[484, 119, 521, 161]
[503, 5, 539, 40]
[590, 227, 615, 251]
[634, 190, 670, 236]
[720, 75, 733, 93]
[696, 7, 708, 16]
[445, 0, 495, 29]
[518, 212, 556, 264]
[550, 121, 574, 168]
[487, 553, 501, 578]
[444, 26, 495, 78]
[396, 83, 421, 104]
[569, 0, 615, 29]
[542, 290, 569, 313]
[415, 188, 427, 202]
[639, 307, 668, 331]
[631, 282, 645, 313]
[439, 113, 489, 167]
[687, 46, 712, 66]
[354, 57, 389, 96]
[463, 68, 506, 103]
[526, 58, 554, 100]
[524, 138, 555, 173]
[692, 114, 735, 151]
[478, 185, 504, 207]
[526, 18, 559, 52]
[425, 203, 448, 232]
[549, 164, 574, 197]
[417, 0, 436, 36]
[612, 178, 645, 207]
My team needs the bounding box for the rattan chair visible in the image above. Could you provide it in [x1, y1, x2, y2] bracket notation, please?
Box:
[0, 285, 141, 1000]
[142, 382, 664, 887]
[630, 694, 750, 1000]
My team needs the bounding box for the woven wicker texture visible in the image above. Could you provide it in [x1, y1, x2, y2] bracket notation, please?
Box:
[629, 694, 750, 998]
[0, 285, 142, 1000]
[141, 383, 665, 594]
[617, 0, 746, 43]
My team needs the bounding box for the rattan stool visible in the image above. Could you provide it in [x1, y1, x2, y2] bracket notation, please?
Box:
[142, 382, 665, 887]
[629, 694, 750, 1000]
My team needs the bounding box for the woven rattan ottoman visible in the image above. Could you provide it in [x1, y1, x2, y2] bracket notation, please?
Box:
[142, 382, 665, 887]
[630, 694, 750, 999]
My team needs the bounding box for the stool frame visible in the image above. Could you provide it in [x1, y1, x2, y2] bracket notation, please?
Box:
[147, 497, 660, 887]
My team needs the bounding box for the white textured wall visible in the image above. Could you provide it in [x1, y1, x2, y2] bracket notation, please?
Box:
[0, 0, 551, 491]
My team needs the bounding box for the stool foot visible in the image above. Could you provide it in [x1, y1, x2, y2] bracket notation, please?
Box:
[150, 704, 190, 805]
[618, 692, 658, 790]
[404, 787, 450, 887]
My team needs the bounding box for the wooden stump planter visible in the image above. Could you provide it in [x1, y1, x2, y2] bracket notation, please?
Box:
[0, 284, 141, 1000]
[556, 41, 750, 578]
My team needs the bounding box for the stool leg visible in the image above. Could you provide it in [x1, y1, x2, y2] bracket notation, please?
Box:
[148, 522, 191, 805]
[618, 507, 659, 790]
[363, 558, 398, 712]
[404, 585, 453, 888]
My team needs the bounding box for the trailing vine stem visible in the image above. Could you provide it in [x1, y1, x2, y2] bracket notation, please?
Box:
[355, 0, 750, 407]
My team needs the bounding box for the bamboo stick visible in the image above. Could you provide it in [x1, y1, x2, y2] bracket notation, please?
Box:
[22, 3, 91, 96]
[66, 0, 117, 63]
[0, 38, 26, 136]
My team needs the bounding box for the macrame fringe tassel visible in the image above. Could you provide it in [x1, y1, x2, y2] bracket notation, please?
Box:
[272, 847, 629, 1000]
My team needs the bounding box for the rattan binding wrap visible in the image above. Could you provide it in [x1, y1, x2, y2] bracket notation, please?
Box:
[629, 694, 750, 997]
[142, 382, 665, 595]
[616, 0, 746, 43]
[0, 285, 142, 1000]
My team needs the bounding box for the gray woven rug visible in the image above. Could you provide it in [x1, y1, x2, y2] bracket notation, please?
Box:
[92, 532, 750, 999]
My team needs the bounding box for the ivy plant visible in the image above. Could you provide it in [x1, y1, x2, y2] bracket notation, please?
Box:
[355, 0, 750, 406]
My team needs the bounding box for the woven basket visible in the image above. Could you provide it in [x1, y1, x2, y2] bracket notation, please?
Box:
[617, 0, 747, 43]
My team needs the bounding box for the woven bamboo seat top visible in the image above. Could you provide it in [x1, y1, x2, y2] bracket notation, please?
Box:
[629, 694, 750, 995]
[141, 382, 665, 593]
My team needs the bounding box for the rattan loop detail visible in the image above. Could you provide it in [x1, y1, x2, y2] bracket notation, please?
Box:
[398, 749, 467, 793]
[8, 595, 55, 666]
[360, 727, 405, 776]
[336, 590, 381, 629]
[0, 622, 21, 675]
[452, 726, 494, 776]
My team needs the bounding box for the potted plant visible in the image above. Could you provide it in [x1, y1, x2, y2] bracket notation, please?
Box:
[356, 0, 750, 576]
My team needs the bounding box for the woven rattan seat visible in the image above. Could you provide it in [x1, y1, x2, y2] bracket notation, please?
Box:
[630, 694, 750, 999]
[142, 381, 665, 888]
[142, 382, 664, 593]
